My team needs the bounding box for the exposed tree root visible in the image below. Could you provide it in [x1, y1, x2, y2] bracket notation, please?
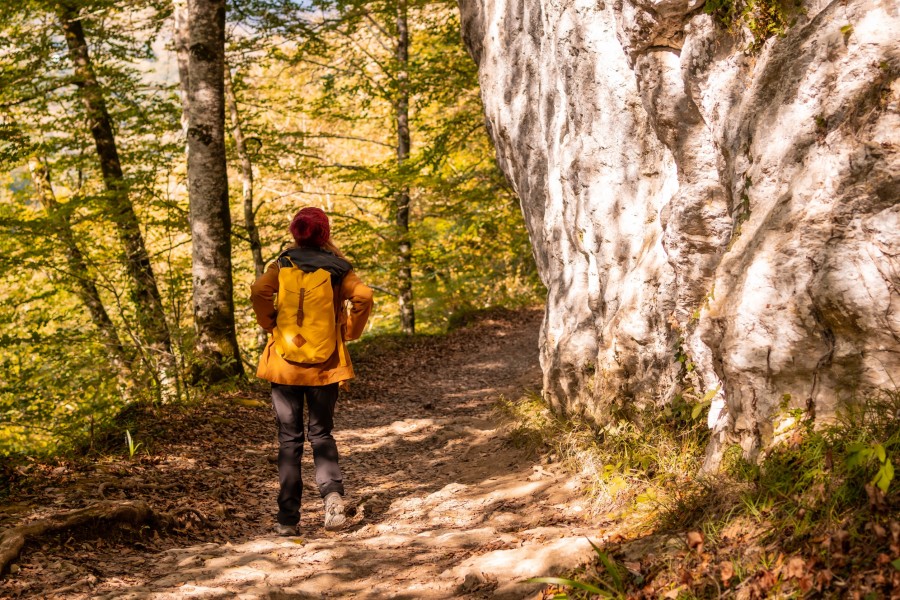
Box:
[97, 479, 179, 498]
[169, 507, 208, 528]
[0, 500, 201, 576]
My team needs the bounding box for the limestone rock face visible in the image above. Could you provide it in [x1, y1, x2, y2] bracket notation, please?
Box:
[458, 0, 900, 463]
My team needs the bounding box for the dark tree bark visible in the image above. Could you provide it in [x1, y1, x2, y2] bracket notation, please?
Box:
[185, 0, 244, 381]
[224, 65, 268, 352]
[28, 157, 130, 373]
[395, 0, 415, 335]
[57, 3, 178, 399]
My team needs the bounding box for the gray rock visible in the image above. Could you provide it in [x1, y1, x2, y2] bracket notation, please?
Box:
[458, 0, 900, 466]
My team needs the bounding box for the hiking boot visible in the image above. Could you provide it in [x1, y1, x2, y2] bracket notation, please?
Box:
[323, 492, 346, 531]
[275, 523, 299, 537]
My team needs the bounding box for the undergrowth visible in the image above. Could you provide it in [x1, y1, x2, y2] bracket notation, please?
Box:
[504, 390, 900, 598]
[497, 389, 710, 516]
[704, 0, 801, 52]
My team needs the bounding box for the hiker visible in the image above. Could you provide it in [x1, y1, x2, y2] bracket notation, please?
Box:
[250, 207, 374, 536]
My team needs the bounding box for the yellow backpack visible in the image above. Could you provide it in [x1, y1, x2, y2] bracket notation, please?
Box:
[273, 259, 340, 364]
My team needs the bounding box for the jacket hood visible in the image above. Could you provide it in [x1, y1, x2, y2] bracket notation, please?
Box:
[277, 247, 352, 282]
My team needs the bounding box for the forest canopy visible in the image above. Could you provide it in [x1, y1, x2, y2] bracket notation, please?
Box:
[0, 0, 542, 457]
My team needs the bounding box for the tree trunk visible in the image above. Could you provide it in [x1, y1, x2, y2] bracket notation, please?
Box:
[223, 67, 265, 279]
[224, 65, 268, 352]
[395, 0, 415, 335]
[174, 0, 191, 135]
[28, 157, 131, 373]
[185, 0, 244, 382]
[57, 3, 178, 400]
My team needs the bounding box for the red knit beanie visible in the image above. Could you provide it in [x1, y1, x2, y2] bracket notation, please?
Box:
[289, 207, 330, 247]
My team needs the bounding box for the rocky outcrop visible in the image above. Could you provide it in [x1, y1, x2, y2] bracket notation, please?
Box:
[458, 0, 900, 465]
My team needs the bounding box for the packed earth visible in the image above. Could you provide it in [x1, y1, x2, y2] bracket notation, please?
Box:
[1, 309, 603, 599]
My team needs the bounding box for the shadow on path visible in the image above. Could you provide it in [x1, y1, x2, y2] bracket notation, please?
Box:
[7, 309, 602, 599]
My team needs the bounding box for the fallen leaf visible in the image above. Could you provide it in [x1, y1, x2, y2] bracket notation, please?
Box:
[832, 529, 850, 553]
[816, 569, 834, 590]
[758, 569, 777, 591]
[623, 561, 642, 575]
[784, 556, 805, 579]
[687, 531, 704, 552]
[865, 483, 886, 509]
[719, 560, 734, 585]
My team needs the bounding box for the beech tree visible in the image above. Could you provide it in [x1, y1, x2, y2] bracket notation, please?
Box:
[55, 1, 179, 399]
[184, 0, 244, 381]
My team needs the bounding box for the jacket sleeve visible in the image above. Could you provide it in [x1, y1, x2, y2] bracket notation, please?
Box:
[250, 262, 280, 332]
[341, 270, 374, 341]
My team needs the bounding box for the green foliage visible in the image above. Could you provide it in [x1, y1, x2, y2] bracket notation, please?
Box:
[704, 0, 794, 52]
[715, 391, 900, 551]
[260, 0, 542, 333]
[0, 331, 122, 457]
[847, 442, 895, 493]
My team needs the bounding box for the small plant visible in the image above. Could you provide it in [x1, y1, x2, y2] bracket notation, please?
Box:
[526, 540, 629, 599]
[673, 340, 695, 373]
[704, 0, 793, 52]
[847, 441, 895, 493]
[124, 429, 142, 459]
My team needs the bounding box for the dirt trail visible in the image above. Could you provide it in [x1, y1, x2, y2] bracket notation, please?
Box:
[3, 309, 599, 599]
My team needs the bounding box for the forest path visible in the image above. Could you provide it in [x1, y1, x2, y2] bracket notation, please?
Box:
[5, 309, 598, 599]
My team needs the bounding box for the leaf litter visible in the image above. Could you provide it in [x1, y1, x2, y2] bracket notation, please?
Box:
[0, 308, 606, 599]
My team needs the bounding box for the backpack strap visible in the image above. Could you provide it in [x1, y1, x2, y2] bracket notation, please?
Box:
[332, 275, 344, 325]
[277, 254, 297, 269]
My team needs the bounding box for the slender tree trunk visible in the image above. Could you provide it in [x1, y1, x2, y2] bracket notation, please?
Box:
[185, 0, 244, 382]
[57, 4, 178, 400]
[28, 157, 130, 373]
[224, 67, 265, 279]
[395, 0, 415, 335]
[173, 0, 191, 136]
[224, 65, 268, 352]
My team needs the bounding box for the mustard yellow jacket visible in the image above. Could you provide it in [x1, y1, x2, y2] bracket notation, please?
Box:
[250, 258, 373, 386]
